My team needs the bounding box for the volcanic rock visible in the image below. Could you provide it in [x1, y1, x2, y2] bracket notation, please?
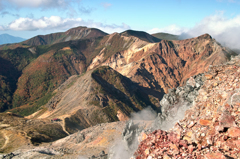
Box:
[134, 55, 240, 159]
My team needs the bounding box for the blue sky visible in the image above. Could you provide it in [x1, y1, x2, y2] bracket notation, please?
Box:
[0, 0, 240, 49]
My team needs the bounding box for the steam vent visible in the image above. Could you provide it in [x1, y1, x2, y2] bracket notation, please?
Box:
[134, 55, 240, 158]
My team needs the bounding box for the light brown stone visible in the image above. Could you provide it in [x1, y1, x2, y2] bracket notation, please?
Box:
[205, 74, 214, 80]
[199, 119, 211, 126]
[205, 152, 226, 159]
[227, 127, 240, 138]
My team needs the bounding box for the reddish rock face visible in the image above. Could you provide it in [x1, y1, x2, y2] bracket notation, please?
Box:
[227, 127, 240, 138]
[101, 33, 232, 95]
[134, 55, 240, 159]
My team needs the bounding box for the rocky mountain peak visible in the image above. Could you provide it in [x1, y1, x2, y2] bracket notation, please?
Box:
[65, 26, 108, 37]
[197, 33, 212, 40]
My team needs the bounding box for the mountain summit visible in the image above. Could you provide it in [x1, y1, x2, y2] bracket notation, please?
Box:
[22, 26, 108, 46]
[0, 34, 25, 45]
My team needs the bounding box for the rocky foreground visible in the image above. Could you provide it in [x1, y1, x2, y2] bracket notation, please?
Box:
[134, 55, 240, 158]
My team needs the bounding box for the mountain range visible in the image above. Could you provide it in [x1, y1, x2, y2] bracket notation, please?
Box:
[0, 34, 26, 45]
[0, 26, 237, 157]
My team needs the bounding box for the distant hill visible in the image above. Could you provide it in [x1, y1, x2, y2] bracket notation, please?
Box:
[0, 34, 26, 45]
[232, 49, 240, 54]
[22, 26, 108, 46]
[151, 32, 179, 40]
[121, 30, 161, 42]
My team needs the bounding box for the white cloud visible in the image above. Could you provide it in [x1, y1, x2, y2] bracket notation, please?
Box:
[0, 26, 4, 31]
[186, 13, 239, 35]
[2, 16, 130, 34]
[7, 16, 82, 31]
[216, 0, 240, 3]
[89, 22, 130, 33]
[3, 0, 68, 9]
[0, 0, 81, 13]
[101, 2, 112, 9]
[148, 12, 240, 50]
[148, 24, 188, 35]
[0, 0, 94, 19]
[184, 12, 240, 49]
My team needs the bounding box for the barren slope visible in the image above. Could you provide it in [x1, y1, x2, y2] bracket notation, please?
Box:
[0, 112, 68, 154]
[97, 34, 233, 95]
[33, 66, 156, 134]
[9, 30, 158, 115]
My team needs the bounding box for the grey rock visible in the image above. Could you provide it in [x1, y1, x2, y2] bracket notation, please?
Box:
[109, 73, 205, 159]
[1, 152, 15, 159]
[154, 73, 204, 130]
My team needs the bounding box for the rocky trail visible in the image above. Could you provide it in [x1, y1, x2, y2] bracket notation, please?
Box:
[59, 117, 70, 136]
[0, 131, 9, 150]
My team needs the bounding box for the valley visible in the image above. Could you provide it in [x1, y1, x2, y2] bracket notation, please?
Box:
[0, 26, 238, 158]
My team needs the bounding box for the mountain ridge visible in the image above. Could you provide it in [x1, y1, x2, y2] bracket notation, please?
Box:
[0, 26, 237, 156]
[0, 29, 234, 115]
[151, 32, 179, 41]
[21, 26, 108, 46]
[121, 30, 161, 43]
[0, 34, 26, 45]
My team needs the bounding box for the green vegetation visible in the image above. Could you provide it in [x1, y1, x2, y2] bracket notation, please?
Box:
[65, 116, 86, 134]
[167, 41, 174, 48]
[11, 92, 55, 116]
[0, 76, 12, 111]
[0, 38, 92, 113]
[27, 123, 68, 145]
[121, 30, 161, 42]
[151, 32, 179, 41]
[0, 33, 136, 113]
[31, 107, 48, 119]
[91, 66, 156, 121]
[11, 43, 85, 111]
[89, 100, 100, 106]
[0, 32, 157, 117]
[92, 110, 107, 123]
[102, 100, 119, 121]
[0, 47, 37, 70]
[34, 123, 67, 140]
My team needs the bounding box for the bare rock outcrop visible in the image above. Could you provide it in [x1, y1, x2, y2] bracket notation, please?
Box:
[134, 55, 240, 158]
[101, 34, 234, 97]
